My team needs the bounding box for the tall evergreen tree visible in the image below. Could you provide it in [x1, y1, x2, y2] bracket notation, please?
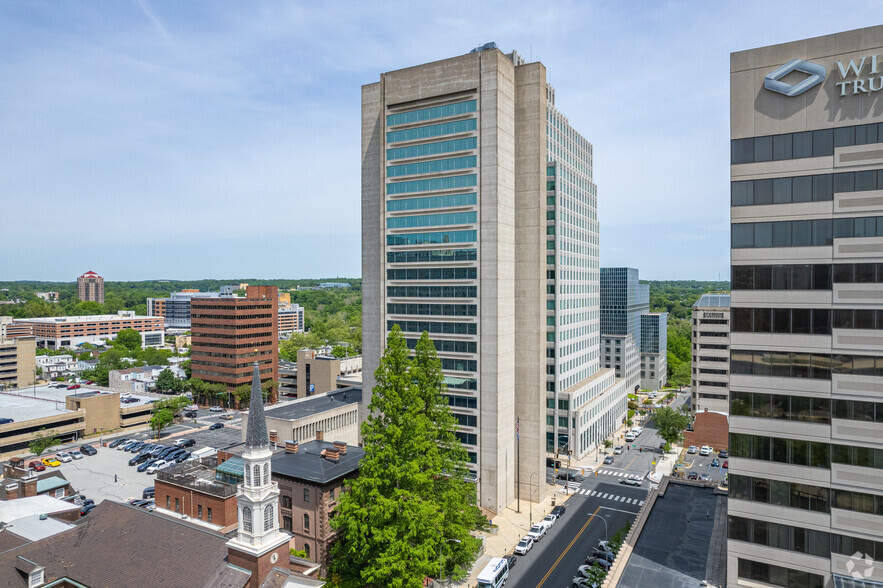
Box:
[329, 326, 481, 587]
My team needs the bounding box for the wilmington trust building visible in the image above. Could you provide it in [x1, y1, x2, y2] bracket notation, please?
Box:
[729, 26, 883, 587]
[361, 44, 628, 513]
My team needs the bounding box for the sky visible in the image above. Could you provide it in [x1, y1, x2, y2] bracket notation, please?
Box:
[1, 1, 879, 282]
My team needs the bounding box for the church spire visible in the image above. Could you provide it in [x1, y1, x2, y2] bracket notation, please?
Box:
[245, 362, 269, 448]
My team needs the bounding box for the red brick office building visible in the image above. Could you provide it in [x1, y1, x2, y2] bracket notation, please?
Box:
[190, 286, 279, 403]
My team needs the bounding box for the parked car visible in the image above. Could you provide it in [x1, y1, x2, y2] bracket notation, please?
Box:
[184, 411, 197, 418]
[596, 539, 610, 551]
[504, 554, 516, 570]
[137, 458, 159, 472]
[66, 384, 81, 390]
[56, 452, 72, 463]
[603, 456, 614, 465]
[687, 445, 698, 454]
[613, 445, 623, 455]
[129, 453, 151, 466]
[718, 449, 729, 458]
[83, 381, 94, 385]
[79, 445, 97, 456]
[179, 439, 195, 448]
[687, 471, 700, 480]
[700, 445, 713, 456]
[80, 504, 97, 516]
[620, 475, 643, 486]
[80, 499, 95, 508]
[42, 457, 61, 467]
[69, 451, 83, 460]
[699, 473, 711, 481]
[572, 578, 598, 588]
[219, 413, 234, 420]
[542, 514, 557, 528]
[119, 441, 136, 451]
[174, 452, 191, 463]
[209, 406, 224, 412]
[722, 460, 728, 468]
[592, 548, 616, 563]
[514, 535, 534, 555]
[550, 505, 566, 518]
[209, 423, 224, 430]
[588, 558, 612, 571]
[109, 438, 128, 448]
[28, 461, 46, 472]
[146, 460, 167, 474]
[526, 524, 547, 542]
[710, 458, 720, 467]
[143, 487, 155, 499]
[150, 446, 167, 457]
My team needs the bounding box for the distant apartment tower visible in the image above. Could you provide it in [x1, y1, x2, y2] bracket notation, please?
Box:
[363, 44, 628, 512]
[0, 319, 36, 390]
[277, 304, 305, 335]
[690, 293, 730, 413]
[77, 271, 104, 303]
[600, 268, 667, 390]
[190, 286, 279, 397]
[728, 26, 883, 586]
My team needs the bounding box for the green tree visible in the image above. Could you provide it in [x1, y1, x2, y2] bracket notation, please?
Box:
[29, 428, 61, 456]
[113, 328, 142, 352]
[181, 359, 191, 379]
[329, 326, 480, 587]
[653, 406, 692, 446]
[149, 407, 175, 439]
[138, 347, 171, 366]
[669, 359, 691, 388]
[156, 368, 183, 394]
[187, 377, 205, 402]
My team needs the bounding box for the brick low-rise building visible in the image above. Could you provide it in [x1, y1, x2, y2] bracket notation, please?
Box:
[272, 436, 363, 573]
[153, 458, 239, 531]
[9, 311, 164, 350]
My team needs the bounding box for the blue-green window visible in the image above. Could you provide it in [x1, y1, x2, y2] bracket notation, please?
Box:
[546, 240, 555, 250]
[387, 119, 477, 144]
[387, 303, 477, 317]
[387, 138, 477, 161]
[547, 166, 556, 176]
[388, 285, 477, 298]
[387, 249, 477, 263]
[387, 174, 476, 195]
[387, 193, 476, 212]
[387, 100, 476, 127]
[386, 230, 476, 246]
[387, 211, 476, 230]
[387, 156, 476, 178]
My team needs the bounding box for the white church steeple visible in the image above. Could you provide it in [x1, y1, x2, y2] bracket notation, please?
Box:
[227, 363, 290, 574]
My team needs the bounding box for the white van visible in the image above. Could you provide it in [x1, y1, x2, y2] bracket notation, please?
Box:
[477, 557, 510, 588]
[631, 426, 643, 437]
[624, 433, 636, 442]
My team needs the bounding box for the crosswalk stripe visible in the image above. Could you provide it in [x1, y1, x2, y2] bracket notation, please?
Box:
[617, 496, 624, 502]
[639, 500, 644, 506]
[627, 498, 633, 504]
[590, 490, 597, 496]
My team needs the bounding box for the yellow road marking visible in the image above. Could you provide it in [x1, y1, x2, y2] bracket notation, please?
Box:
[535, 506, 602, 588]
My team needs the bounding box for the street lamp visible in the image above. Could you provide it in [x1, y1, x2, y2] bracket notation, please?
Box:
[438, 538, 461, 582]
[588, 511, 609, 544]
[529, 471, 540, 523]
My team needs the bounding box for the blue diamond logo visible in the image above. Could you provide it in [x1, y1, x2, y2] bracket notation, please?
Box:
[764, 59, 827, 97]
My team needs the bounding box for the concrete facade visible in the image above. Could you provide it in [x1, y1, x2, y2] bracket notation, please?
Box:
[690, 293, 730, 414]
[639, 313, 668, 391]
[362, 45, 618, 512]
[0, 335, 35, 391]
[729, 25, 883, 587]
[10, 312, 164, 350]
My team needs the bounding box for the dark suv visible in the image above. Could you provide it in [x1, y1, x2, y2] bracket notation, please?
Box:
[79, 445, 97, 456]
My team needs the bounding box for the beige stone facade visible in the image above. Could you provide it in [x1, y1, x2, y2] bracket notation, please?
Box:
[690, 294, 730, 414]
[0, 335, 35, 391]
[362, 46, 611, 513]
[730, 25, 883, 586]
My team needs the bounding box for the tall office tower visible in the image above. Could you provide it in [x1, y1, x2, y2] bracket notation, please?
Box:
[600, 267, 649, 345]
[690, 293, 730, 413]
[729, 26, 883, 587]
[77, 271, 104, 303]
[639, 313, 668, 390]
[190, 286, 279, 402]
[363, 43, 627, 512]
[147, 286, 236, 329]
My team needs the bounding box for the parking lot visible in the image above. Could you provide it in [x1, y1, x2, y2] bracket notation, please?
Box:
[681, 445, 728, 483]
[43, 420, 245, 505]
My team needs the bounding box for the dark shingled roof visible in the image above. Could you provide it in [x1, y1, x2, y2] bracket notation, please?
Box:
[271, 440, 364, 485]
[245, 362, 269, 449]
[0, 501, 250, 588]
[0, 530, 29, 554]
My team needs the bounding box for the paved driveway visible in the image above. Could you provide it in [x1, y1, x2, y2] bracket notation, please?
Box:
[55, 444, 157, 504]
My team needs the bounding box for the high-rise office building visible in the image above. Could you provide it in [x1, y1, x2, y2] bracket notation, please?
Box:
[600, 267, 666, 391]
[729, 26, 883, 587]
[690, 293, 730, 413]
[362, 44, 627, 512]
[147, 286, 236, 329]
[77, 271, 104, 303]
[190, 286, 279, 401]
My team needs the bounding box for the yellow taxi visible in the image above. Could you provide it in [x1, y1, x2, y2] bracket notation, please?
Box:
[41, 457, 62, 467]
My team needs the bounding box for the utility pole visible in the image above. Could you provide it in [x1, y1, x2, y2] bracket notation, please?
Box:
[516, 417, 520, 513]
